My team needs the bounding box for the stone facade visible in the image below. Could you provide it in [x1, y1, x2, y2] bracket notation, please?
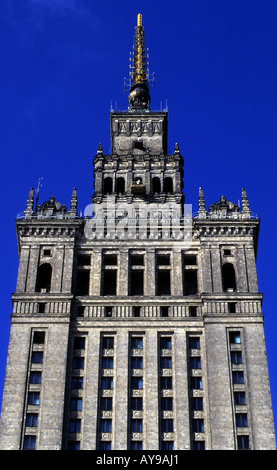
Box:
[0, 17, 276, 451]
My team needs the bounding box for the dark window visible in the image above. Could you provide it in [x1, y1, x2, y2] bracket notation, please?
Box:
[104, 254, 117, 265]
[161, 398, 173, 411]
[77, 255, 91, 266]
[183, 255, 197, 265]
[102, 357, 113, 369]
[236, 413, 248, 427]
[192, 441, 205, 450]
[224, 249, 232, 256]
[164, 177, 173, 193]
[160, 357, 172, 369]
[43, 249, 51, 256]
[27, 392, 40, 406]
[26, 413, 38, 427]
[130, 270, 144, 295]
[130, 254, 144, 265]
[101, 377, 113, 389]
[77, 306, 85, 317]
[23, 436, 36, 450]
[131, 377, 143, 389]
[192, 419, 204, 433]
[69, 419, 81, 433]
[237, 435, 250, 450]
[33, 331, 45, 344]
[130, 441, 143, 450]
[190, 377, 203, 390]
[157, 254, 170, 265]
[161, 441, 174, 450]
[229, 332, 241, 344]
[191, 397, 203, 411]
[29, 371, 41, 384]
[104, 306, 113, 317]
[152, 177, 161, 193]
[160, 377, 172, 390]
[189, 306, 197, 317]
[222, 263, 237, 292]
[100, 419, 112, 433]
[160, 337, 172, 349]
[228, 302, 237, 313]
[75, 270, 90, 296]
[36, 263, 52, 292]
[103, 270, 117, 295]
[100, 398, 112, 411]
[132, 306, 141, 317]
[99, 441, 111, 450]
[183, 270, 198, 295]
[72, 357, 84, 369]
[232, 371, 244, 384]
[160, 306, 169, 317]
[231, 351, 242, 364]
[74, 337, 86, 349]
[234, 392, 246, 405]
[131, 419, 143, 432]
[157, 270, 171, 295]
[131, 357, 143, 369]
[71, 377, 83, 389]
[103, 177, 113, 194]
[189, 357, 201, 369]
[68, 441, 80, 450]
[189, 337, 200, 349]
[70, 398, 82, 411]
[116, 177, 125, 194]
[131, 398, 143, 410]
[131, 337, 143, 349]
[103, 337, 114, 349]
[31, 352, 43, 364]
[38, 303, 46, 313]
[161, 419, 173, 432]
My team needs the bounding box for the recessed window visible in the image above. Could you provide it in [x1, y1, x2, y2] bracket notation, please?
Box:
[183, 270, 198, 295]
[77, 254, 91, 266]
[74, 337, 86, 349]
[131, 337, 143, 349]
[237, 435, 249, 450]
[228, 302, 237, 313]
[72, 357, 84, 369]
[43, 249, 51, 257]
[38, 303, 46, 313]
[103, 336, 114, 349]
[71, 377, 83, 390]
[33, 331, 45, 344]
[160, 337, 172, 349]
[161, 419, 174, 432]
[133, 306, 141, 317]
[29, 372, 41, 384]
[26, 413, 38, 428]
[131, 357, 143, 369]
[102, 357, 113, 369]
[189, 306, 197, 317]
[229, 332, 241, 344]
[160, 306, 169, 317]
[23, 435, 36, 450]
[104, 253, 117, 265]
[101, 377, 113, 390]
[236, 413, 248, 427]
[189, 337, 200, 349]
[183, 254, 197, 265]
[70, 398, 82, 411]
[160, 357, 172, 369]
[160, 377, 172, 390]
[131, 377, 143, 390]
[100, 419, 112, 433]
[28, 392, 40, 406]
[69, 419, 81, 433]
[76, 270, 90, 296]
[231, 351, 242, 364]
[31, 352, 43, 364]
[224, 249, 232, 256]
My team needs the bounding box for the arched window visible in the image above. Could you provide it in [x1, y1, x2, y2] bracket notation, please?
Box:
[152, 177, 161, 193]
[116, 177, 125, 194]
[164, 177, 173, 193]
[36, 263, 52, 292]
[222, 263, 237, 292]
[103, 177, 113, 194]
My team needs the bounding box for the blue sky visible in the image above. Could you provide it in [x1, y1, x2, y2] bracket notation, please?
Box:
[0, 0, 277, 436]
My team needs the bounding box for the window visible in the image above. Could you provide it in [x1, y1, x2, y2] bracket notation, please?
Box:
[222, 263, 237, 292]
[160, 306, 169, 317]
[74, 337, 86, 349]
[224, 249, 231, 256]
[104, 253, 117, 265]
[23, 435, 36, 450]
[161, 419, 173, 432]
[72, 357, 84, 369]
[231, 351, 242, 364]
[31, 352, 43, 364]
[131, 337, 143, 349]
[101, 377, 113, 390]
[189, 306, 197, 317]
[130, 441, 143, 450]
[70, 398, 82, 411]
[69, 419, 81, 433]
[33, 331, 45, 344]
[131, 419, 143, 432]
[130, 254, 144, 265]
[131, 398, 143, 411]
[116, 177, 125, 194]
[164, 177, 173, 193]
[26, 413, 38, 427]
[68, 441, 80, 450]
[71, 377, 83, 390]
[102, 357, 113, 369]
[100, 398, 112, 411]
[131, 357, 143, 369]
[43, 249, 51, 256]
[189, 337, 200, 349]
[36, 263, 52, 292]
[75, 270, 90, 296]
[157, 254, 170, 265]
[130, 271, 144, 295]
[157, 270, 171, 296]
[28, 392, 40, 406]
[29, 372, 41, 384]
[237, 435, 250, 450]
[104, 306, 113, 317]
[103, 337, 114, 349]
[192, 419, 204, 433]
[183, 270, 198, 295]
[103, 177, 113, 194]
[161, 398, 173, 411]
[192, 441, 205, 450]
[38, 303, 46, 313]
[160, 377, 172, 390]
[232, 371, 244, 384]
[189, 357, 201, 369]
[77, 255, 91, 266]
[160, 357, 172, 369]
[100, 419, 112, 433]
[99, 441, 111, 450]
[103, 270, 117, 295]
[190, 376, 203, 390]
[234, 392, 246, 406]
[236, 413, 248, 427]
[229, 332, 241, 344]
[160, 337, 172, 349]
[131, 377, 143, 390]
[191, 397, 203, 411]
[152, 177, 161, 193]
[183, 254, 197, 265]
[228, 302, 236, 313]
[161, 441, 174, 450]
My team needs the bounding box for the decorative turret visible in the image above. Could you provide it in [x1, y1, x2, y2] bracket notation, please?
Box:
[24, 188, 34, 218]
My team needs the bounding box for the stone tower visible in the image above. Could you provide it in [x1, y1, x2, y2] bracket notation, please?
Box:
[0, 14, 275, 450]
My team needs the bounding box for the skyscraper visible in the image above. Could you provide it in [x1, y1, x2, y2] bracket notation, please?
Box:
[0, 14, 275, 450]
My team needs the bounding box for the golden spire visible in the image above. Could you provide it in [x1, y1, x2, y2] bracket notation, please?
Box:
[130, 14, 148, 86]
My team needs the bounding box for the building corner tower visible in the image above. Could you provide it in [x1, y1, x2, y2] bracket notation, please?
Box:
[0, 14, 275, 451]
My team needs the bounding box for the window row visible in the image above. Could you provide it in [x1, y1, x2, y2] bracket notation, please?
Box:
[102, 175, 174, 195]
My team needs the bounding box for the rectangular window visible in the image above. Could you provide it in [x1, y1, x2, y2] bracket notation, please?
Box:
[74, 337, 86, 349]
[160, 357, 172, 369]
[38, 303, 46, 313]
[69, 419, 81, 433]
[161, 398, 173, 411]
[131, 357, 143, 369]
[101, 377, 113, 390]
[100, 398, 112, 411]
[104, 254, 117, 265]
[133, 306, 141, 317]
[103, 270, 117, 295]
[236, 413, 248, 427]
[77, 254, 91, 266]
[70, 398, 82, 411]
[160, 306, 169, 317]
[229, 332, 241, 344]
[130, 441, 143, 450]
[131, 337, 143, 349]
[23, 436, 36, 450]
[157, 254, 170, 265]
[161, 419, 174, 432]
[231, 351, 242, 364]
[189, 337, 200, 349]
[103, 337, 114, 349]
[26, 413, 38, 427]
[131, 377, 143, 390]
[31, 351, 43, 364]
[72, 357, 84, 369]
[76, 270, 90, 296]
[192, 419, 204, 433]
[190, 376, 203, 390]
[100, 419, 112, 433]
[131, 398, 143, 411]
[160, 337, 172, 349]
[183, 254, 197, 265]
[130, 270, 144, 295]
[131, 419, 143, 433]
[27, 392, 40, 406]
[33, 332, 45, 344]
[161, 441, 174, 450]
[237, 435, 250, 450]
[102, 357, 114, 369]
[29, 371, 41, 384]
[232, 371, 244, 384]
[189, 357, 201, 369]
[68, 441, 80, 450]
[228, 302, 237, 313]
[191, 397, 203, 411]
[71, 377, 83, 390]
[192, 441, 205, 450]
[160, 377, 172, 390]
[130, 253, 144, 266]
[157, 270, 171, 295]
[234, 392, 246, 405]
[183, 270, 198, 295]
